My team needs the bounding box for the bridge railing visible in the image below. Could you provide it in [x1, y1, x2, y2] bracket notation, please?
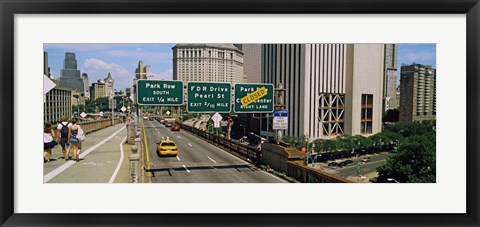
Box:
[180, 124, 261, 164]
[286, 160, 352, 183]
[78, 118, 122, 134]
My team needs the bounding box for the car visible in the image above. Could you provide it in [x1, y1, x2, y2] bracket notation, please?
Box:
[164, 122, 173, 127]
[157, 140, 178, 156]
[362, 157, 371, 162]
[328, 162, 338, 167]
[143, 116, 148, 120]
[171, 124, 181, 131]
[344, 160, 353, 165]
[337, 162, 347, 167]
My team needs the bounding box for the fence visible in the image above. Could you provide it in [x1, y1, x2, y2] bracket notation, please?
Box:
[286, 160, 352, 183]
[180, 124, 261, 163]
[78, 118, 122, 134]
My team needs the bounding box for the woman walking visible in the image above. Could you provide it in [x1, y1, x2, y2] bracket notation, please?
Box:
[68, 119, 83, 162]
[43, 123, 57, 163]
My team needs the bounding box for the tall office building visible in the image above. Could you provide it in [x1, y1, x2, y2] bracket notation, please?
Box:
[82, 73, 90, 100]
[59, 52, 84, 92]
[383, 44, 399, 110]
[135, 61, 151, 79]
[44, 87, 72, 123]
[399, 64, 436, 122]
[104, 72, 115, 96]
[172, 44, 246, 83]
[261, 44, 384, 140]
[233, 44, 263, 135]
[234, 44, 262, 83]
[44, 51, 50, 78]
[90, 79, 107, 101]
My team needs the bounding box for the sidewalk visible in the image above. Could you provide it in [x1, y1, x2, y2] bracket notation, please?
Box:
[43, 123, 134, 183]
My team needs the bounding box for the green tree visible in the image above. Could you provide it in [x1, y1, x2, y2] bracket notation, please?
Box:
[375, 133, 436, 183]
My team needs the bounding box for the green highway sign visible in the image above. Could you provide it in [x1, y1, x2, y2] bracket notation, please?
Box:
[187, 82, 231, 113]
[234, 83, 274, 113]
[136, 80, 184, 106]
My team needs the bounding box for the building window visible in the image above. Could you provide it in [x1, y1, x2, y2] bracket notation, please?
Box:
[361, 94, 373, 134]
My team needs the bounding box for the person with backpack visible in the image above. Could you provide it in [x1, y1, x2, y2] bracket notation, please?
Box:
[56, 116, 71, 161]
[68, 119, 83, 162]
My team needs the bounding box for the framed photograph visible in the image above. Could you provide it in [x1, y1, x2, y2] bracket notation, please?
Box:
[1, 0, 479, 226]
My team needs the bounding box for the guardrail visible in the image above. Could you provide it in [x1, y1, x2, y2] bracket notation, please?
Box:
[180, 124, 261, 164]
[78, 118, 122, 134]
[286, 160, 352, 183]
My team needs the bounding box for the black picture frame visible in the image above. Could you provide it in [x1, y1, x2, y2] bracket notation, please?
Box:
[1, 0, 479, 226]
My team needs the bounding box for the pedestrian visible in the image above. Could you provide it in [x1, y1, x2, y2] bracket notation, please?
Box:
[56, 116, 71, 161]
[122, 116, 126, 124]
[43, 123, 57, 163]
[68, 119, 83, 162]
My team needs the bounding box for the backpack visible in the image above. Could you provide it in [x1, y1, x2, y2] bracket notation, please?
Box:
[60, 122, 69, 138]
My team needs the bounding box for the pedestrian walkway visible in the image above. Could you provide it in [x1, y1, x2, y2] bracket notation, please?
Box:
[43, 123, 133, 183]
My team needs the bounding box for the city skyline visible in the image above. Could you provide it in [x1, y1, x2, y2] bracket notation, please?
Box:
[44, 43, 436, 92]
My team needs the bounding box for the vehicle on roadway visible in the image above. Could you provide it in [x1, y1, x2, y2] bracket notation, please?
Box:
[328, 162, 338, 167]
[362, 157, 371, 162]
[165, 122, 173, 127]
[171, 124, 181, 131]
[143, 116, 148, 120]
[157, 139, 178, 156]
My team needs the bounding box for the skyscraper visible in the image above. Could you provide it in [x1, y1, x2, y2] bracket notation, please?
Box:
[399, 63, 436, 122]
[172, 44, 246, 83]
[104, 72, 115, 96]
[234, 44, 262, 83]
[383, 44, 399, 110]
[261, 44, 384, 140]
[135, 61, 151, 79]
[59, 52, 84, 92]
[44, 51, 50, 78]
[82, 73, 90, 100]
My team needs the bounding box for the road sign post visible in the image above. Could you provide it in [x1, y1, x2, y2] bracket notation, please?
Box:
[137, 80, 184, 106]
[234, 83, 274, 113]
[187, 82, 231, 113]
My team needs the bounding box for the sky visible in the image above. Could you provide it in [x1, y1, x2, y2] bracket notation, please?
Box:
[44, 43, 436, 92]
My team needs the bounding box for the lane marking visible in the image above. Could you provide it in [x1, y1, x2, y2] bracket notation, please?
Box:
[44, 125, 126, 183]
[176, 156, 181, 161]
[207, 157, 217, 163]
[182, 165, 190, 173]
[142, 120, 150, 170]
[177, 136, 181, 139]
[108, 136, 127, 183]
[188, 143, 193, 147]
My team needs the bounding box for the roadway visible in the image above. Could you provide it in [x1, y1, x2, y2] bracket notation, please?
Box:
[143, 119, 286, 183]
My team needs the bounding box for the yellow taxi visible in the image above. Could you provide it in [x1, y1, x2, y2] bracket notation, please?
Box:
[157, 139, 178, 156]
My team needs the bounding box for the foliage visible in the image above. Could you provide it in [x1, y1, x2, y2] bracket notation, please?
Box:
[383, 109, 399, 122]
[375, 132, 436, 183]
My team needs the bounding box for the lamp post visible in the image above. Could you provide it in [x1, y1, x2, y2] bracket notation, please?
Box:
[387, 178, 400, 183]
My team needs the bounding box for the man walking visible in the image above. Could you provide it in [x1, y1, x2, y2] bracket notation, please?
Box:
[56, 116, 71, 161]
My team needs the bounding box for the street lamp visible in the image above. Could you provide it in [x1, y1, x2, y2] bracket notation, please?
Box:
[387, 178, 400, 183]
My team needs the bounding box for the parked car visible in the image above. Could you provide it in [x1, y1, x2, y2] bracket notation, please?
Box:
[328, 162, 338, 167]
[344, 160, 353, 165]
[164, 122, 173, 127]
[362, 157, 371, 162]
[171, 124, 181, 131]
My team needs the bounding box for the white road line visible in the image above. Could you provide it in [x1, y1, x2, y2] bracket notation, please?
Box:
[188, 143, 193, 146]
[176, 156, 181, 161]
[44, 125, 126, 183]
[108, 136, 127, 183]
[177, 136, 181, 139]
[211, 145, 249, 165]
[207, 157, 217, 163]
[182, 165, 190, 173]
